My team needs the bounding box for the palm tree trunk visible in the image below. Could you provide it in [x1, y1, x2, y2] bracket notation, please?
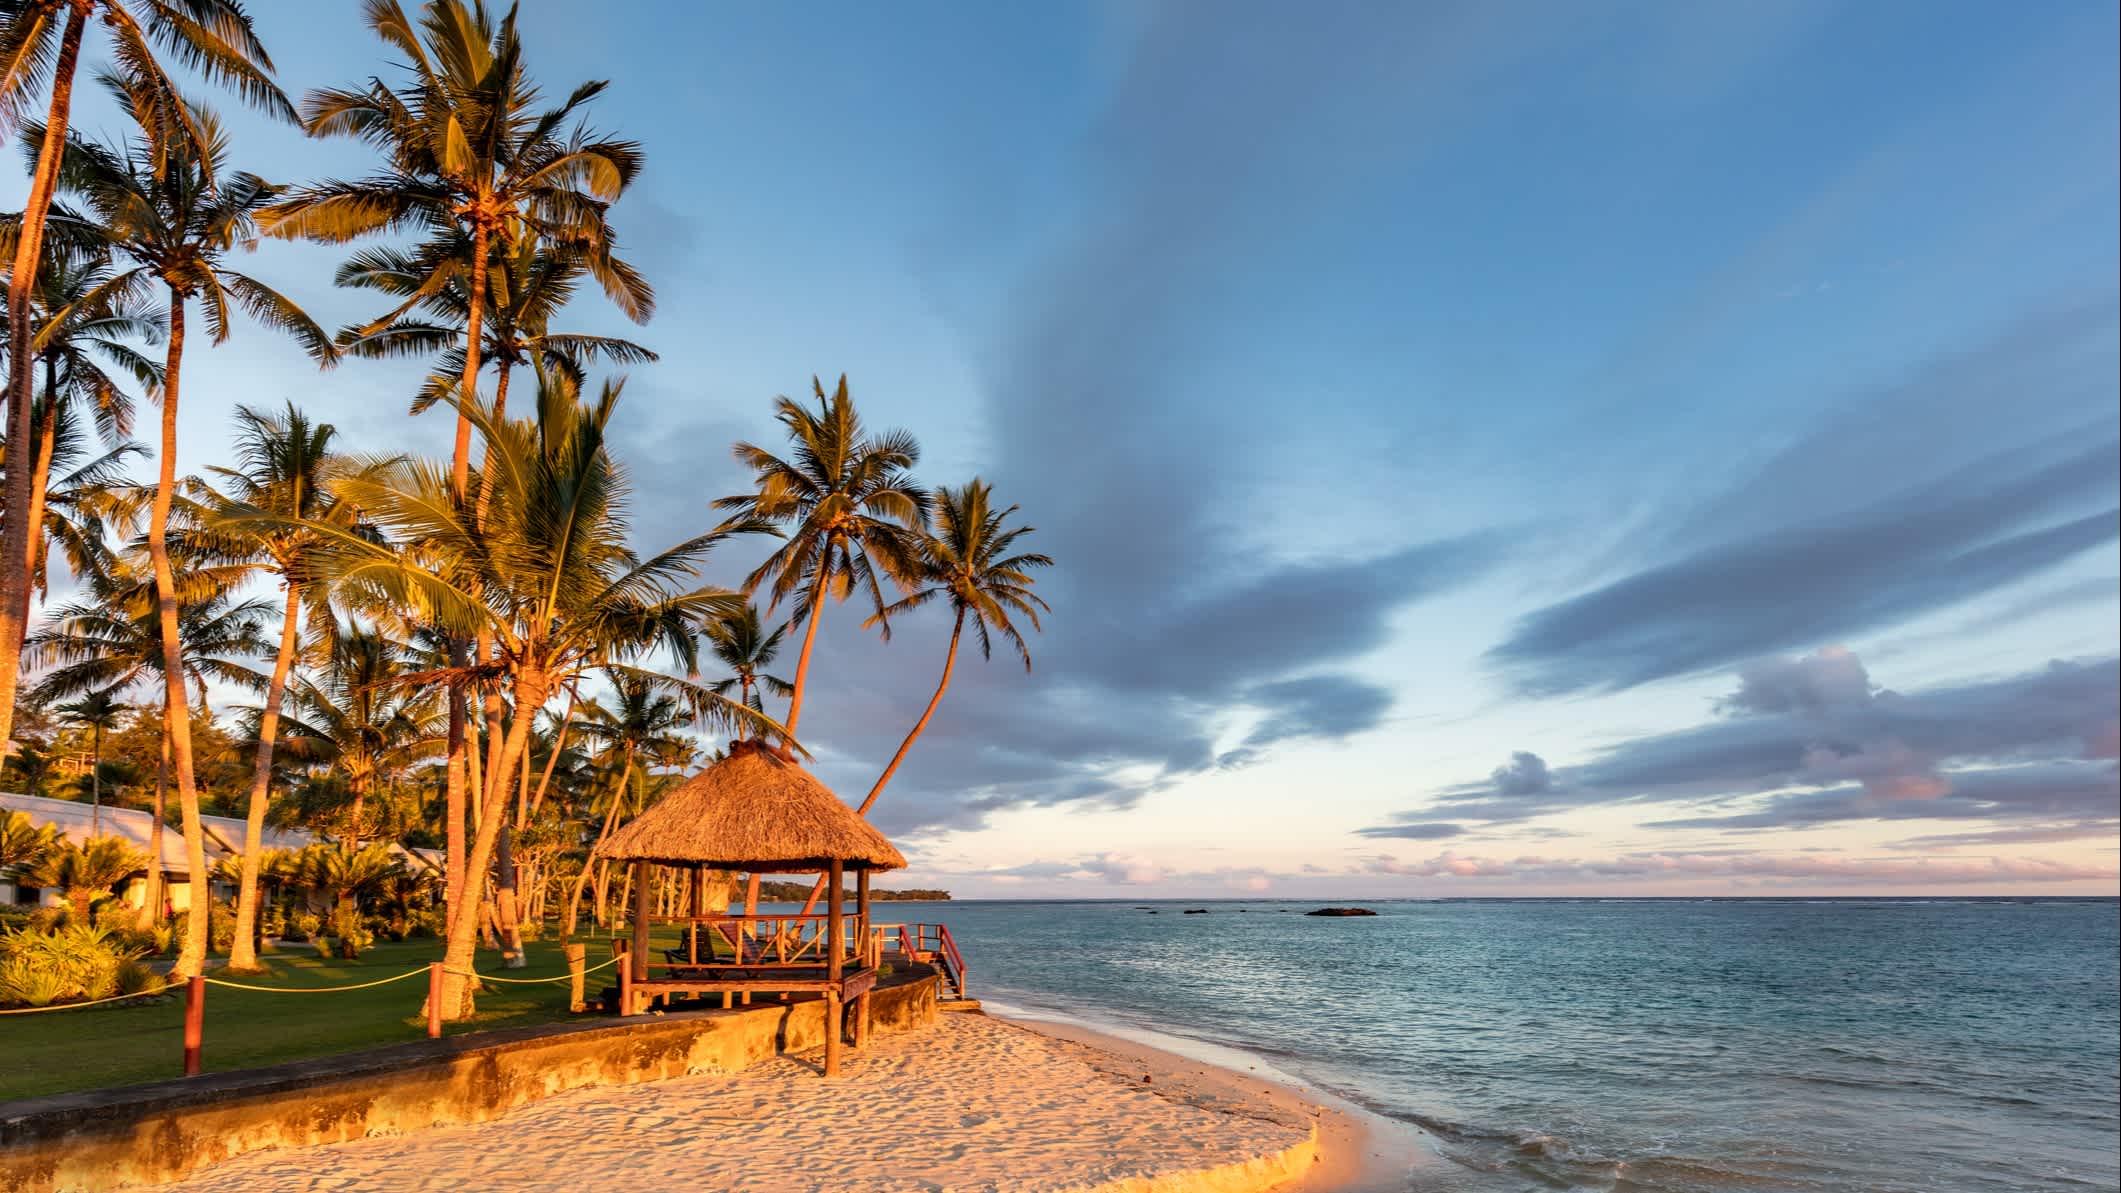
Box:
[525, 695, 574, 821]
[138, 721, 168, 932]
[151, 296, 212, 979]
[0, 3, 89, 762]
[797, 609, 965, 916]
[435, 668, 545, 1019]
[782, 563, 833, 738]
[563, 743, 632, 937]
[440, 218, 489, 944]
[347, 776, 367, 850]
[89, 722, 103, 837]
[14, 363, 59, 630]
[228, 583, 302, 972]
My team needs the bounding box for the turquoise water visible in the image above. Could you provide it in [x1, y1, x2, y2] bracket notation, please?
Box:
[897, 898, 2119, 1192]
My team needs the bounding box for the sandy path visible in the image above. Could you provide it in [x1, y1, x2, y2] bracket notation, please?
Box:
[142, 1014, 1319, 1193]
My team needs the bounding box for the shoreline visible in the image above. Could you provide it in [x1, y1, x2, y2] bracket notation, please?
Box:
[985, 1000, 1432, 1193]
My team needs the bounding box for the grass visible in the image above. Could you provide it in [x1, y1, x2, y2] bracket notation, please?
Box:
[0, 932, 685, 1102]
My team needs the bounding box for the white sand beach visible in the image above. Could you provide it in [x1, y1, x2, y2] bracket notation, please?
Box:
[137, 1013, 1341, 1193]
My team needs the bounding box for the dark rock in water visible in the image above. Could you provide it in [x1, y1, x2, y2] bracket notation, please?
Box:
[1182, 908, 1210, 914]
[1304, 907, 1378, 917]
[1145, 910, 1159, 914]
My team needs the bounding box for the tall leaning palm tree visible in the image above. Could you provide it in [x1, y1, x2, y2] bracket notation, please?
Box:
[44, 78, 332, 975]
[191, 401, 364, 971]
[714, 375, 928, 738]
[856, 480, 1050, 816]
[290, 378, 771, 1018]
[0, 0, 290, 774]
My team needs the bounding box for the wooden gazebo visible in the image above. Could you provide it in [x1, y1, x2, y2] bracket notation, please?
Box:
[593, 739, 907, 1075]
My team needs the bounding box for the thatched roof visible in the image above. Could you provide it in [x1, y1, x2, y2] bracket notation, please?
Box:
[594, 740, 907, 872]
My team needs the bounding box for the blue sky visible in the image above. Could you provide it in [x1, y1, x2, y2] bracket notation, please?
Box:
[12, 1, 2118, 895]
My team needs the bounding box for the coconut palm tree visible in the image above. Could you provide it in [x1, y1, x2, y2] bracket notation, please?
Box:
[25, 835, 147, 921]
[285, 378, 773, 1017]
[857, 481, 1050, 815]
[262, 0, 646, 926]
[0, 0, 290, 774]
[561, 668, 692, 936]
[41, 78, 332, 975]
[337, 233, 655, 420]
[54, 688, 123, 834]
[713, 375, 928, 737]
[25, 547, 269, 938]
[276, 625, 444, 852]
[190, 401, 373, 971]
[0, 237, 160, 625]
[2, 400, 145, 611]
[701, 603, 791, 741]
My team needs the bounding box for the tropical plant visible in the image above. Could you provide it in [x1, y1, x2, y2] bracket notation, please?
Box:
[0, 807, 59, 872]
[54, 687, 124, 834]
[0, 0, 291, 790]
[857, 480, 1050, 814]
[713, 375, 928, 737]
[38, 76, 333, 976]
[0, 236, 159, 624]
[562, 668, 692, 936]
[277, 623, 444, 850]
[701, 603, 791, 740]
[287, 379, 769, 1017]
[0, 920, 150, 1007]
[189, 400, 364, 970]
[24, 835, 147, 921]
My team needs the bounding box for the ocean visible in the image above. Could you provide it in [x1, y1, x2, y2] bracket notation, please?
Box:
[895, 897, 2120, 1192]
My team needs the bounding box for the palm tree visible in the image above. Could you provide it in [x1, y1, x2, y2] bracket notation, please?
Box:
[0, 0, 290, 776]
[714, 375, 928, 738]
[54, 688, 124, 835]
[700, 603, 791, 740]
[337, 234, 655, 420]
[26, 549, 269, 938]
[0, 238, 161, 627]
[25, 835, 147, 921]
[276, 625, 443, 852]
[43, 78, 332, 976]
[2, 399, 145, 612]
[856, 481, 1050, 814]
[562, 668, 692, 936]
[262, 0, 646, 928]
[191, 401, 367, 971]
[289, 378, 771, 1018]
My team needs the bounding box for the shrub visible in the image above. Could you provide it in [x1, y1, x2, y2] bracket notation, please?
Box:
[0, 922, 143, 1008]
[171, 900, 237, 954]
[324, 907, 374, 960]
[113, 957, 166, 997]
[291, 911, 321, 942]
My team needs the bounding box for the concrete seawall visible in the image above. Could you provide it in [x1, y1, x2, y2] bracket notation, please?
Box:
[0, 971, 940, 1193]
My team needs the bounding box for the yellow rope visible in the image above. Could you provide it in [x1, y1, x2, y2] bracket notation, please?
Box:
[446, 955, 620, 985]
[202, 967, 431, 994]
[0, 988, 169, 1015]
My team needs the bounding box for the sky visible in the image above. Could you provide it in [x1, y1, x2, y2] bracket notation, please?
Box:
[8, 0, 2118, 897]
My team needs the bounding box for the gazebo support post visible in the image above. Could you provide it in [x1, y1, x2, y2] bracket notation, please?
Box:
[688, 863, 705, 964]
[855, 868, 872, 1048]
[629, 861, 651, 1012]
[825, 859, 844, 1077]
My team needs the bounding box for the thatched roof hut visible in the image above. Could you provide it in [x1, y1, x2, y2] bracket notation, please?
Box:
[595, 739, 906, 873]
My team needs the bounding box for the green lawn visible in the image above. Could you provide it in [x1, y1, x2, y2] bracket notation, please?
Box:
[0, 933, 673, 1102]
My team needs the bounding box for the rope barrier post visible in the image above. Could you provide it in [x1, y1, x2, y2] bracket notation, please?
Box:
[565, 943, 586, 1012]
[427, 963, 444, 1039]
[616, 947, 631, 1016]
[182, 976, 205, 1076]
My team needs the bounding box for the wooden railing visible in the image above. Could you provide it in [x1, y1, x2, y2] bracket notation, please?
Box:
[871, 922, 966, 997]
[647, 913, 868, 970]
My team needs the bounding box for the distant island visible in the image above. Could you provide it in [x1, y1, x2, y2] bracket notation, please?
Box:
[753, 880, 951, 902]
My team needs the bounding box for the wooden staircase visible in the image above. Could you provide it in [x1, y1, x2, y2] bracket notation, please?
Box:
[879, 922, 968, 1000]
